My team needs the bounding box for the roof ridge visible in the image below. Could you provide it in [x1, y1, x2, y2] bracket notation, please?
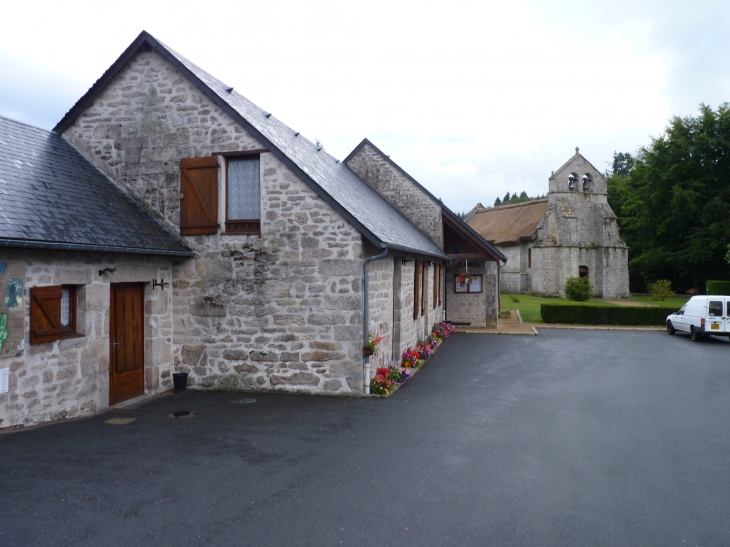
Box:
[477, 198, 548, 214]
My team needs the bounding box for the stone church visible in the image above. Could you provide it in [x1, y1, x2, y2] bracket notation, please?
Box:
[467, 149, 629, 298]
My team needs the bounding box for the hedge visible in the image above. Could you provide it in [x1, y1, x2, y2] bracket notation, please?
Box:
[706, 280, 730, 295]
[541, 304, 670, 326]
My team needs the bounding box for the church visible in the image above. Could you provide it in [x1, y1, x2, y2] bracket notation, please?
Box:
[467, 149, 630, 298]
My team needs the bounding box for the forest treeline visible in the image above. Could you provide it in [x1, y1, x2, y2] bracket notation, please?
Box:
[607, 103, 730, 293]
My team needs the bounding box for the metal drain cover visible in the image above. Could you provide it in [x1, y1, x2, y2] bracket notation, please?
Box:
[234, 398, 256, 404]
[168, 410, 195, 418]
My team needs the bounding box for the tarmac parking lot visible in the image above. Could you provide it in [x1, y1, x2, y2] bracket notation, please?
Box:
[1, 329, 729, 547]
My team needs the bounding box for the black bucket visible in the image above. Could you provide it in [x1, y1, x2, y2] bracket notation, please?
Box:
[172, 372, 189, 394]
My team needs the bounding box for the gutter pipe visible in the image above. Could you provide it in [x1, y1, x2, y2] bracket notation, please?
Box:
[363, 243, 390, 394]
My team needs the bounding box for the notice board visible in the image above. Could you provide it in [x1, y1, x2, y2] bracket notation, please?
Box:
[0, 261, 25, 358]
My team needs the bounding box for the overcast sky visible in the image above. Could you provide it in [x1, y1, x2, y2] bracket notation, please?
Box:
[1, 0, 728, 213]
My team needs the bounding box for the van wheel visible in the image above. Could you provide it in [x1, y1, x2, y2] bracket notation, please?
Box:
[690, 326, 700, 341]
[667, 321, 676, 335]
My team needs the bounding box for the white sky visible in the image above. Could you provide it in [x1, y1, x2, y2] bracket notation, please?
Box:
[1, 0, 728, 213]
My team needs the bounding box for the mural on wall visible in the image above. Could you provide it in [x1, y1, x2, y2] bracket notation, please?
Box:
[0, 261, 25, 358]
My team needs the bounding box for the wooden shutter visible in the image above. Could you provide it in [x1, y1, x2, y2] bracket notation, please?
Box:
[421, 262, 428, 316]
[30, 285, 62, 344]
[438, 264, 443, 305]
[413, 261, 420, 320]
[180, 156, 219, 235]
[433, 264, 437, 309]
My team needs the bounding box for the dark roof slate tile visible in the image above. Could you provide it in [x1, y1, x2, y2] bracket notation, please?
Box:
[0, 116, 193, 256]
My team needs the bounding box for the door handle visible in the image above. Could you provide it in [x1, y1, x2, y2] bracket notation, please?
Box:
[114, 340, 119, 351]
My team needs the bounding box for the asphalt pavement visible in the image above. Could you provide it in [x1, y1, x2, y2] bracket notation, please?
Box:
[1, 329, 729, 546]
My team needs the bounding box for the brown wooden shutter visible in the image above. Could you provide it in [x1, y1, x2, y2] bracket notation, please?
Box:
[180, 156, 219, 235]
[432, 264, 437, 309]
[438, 264, 443, 305]
[421, 262, 428, 316]
[413, 261, 420, 320]
[30, 285, 62, 344]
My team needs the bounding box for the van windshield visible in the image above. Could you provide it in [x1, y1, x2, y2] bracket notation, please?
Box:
[677, 305, 686, 315]
[709, 301, 723, 317]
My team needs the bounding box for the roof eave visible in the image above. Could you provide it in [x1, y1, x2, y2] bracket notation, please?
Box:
[0, 238, 195, 257]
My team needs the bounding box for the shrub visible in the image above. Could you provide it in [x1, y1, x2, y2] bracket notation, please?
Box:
[649, 279, 673, 300]
[564, 276, 592, 301]
[541, 304, 669, 325]
[706, 280, 730, 295]
[510, 295, 520, 302]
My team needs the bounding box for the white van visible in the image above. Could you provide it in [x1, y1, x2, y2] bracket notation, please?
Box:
[666, 295, 730, 341]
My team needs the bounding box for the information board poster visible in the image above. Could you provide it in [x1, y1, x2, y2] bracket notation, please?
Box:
[0, 261, 25, 359]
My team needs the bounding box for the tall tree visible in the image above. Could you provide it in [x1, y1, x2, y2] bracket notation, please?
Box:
[494, 196, 502, 207]
[612, 103, 730, 292]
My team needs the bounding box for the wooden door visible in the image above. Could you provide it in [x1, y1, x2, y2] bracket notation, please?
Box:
[109, 283, 145, 405]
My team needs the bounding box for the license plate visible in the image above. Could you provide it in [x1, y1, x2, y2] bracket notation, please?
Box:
[711, 323, 720, 330]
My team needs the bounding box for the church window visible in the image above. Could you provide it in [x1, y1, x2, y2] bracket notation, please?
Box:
[579, 265, 588, 278]
[528, 248, 532, 269]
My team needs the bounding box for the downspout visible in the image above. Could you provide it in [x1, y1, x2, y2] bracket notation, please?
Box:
[363, 243, 390, 394]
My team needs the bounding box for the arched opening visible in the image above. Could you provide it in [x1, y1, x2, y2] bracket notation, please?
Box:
[582, 173, 593, 191]
[568, 172, 578, 191]
[579, 265, 589, 278]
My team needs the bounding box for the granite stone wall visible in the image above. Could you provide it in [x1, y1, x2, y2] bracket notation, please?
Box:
[61, 48, 368, 395]
[0, 250, 173, 429]
[346, 143, 443, 248]
[445, 262, 498, 327]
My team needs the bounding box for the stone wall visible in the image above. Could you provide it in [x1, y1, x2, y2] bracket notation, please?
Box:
[0, 250, 173, 429]
[62, 48, 368, 395]
[366, 257, 394, 371]
[446, 261, 498, 327]
[345, 143, 444, 247]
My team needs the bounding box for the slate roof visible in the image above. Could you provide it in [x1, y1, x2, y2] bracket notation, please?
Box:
[0, 116, 193, 256]
[55, 32, 447, 260]
[467, 199, 548, 246]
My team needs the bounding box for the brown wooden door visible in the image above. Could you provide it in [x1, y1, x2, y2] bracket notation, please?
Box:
[109, 283, 145, 405]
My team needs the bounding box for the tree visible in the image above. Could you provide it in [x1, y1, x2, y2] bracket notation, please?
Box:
[519, 191, 528, 199]
[503, 192, 511, 203]
[494, 196, 502, 207]
[610, 103, 730, 292]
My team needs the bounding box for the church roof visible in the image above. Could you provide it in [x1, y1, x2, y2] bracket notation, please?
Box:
[467, 199, 548, 246]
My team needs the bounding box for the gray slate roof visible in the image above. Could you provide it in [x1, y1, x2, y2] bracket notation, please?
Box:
[55, 32, 447, 260]
[0, 116, 193, 256]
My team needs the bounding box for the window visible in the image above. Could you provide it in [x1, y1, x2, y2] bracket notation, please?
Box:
[455, 275, 483, 293]
[528, 248, 532, 269]
[180, 156, 219, 235]
[30, 285, 78, 344]
[226, 155, 261, 234]
[708, 301, 722, 317]
[437, 264, 442, 306]
[413, 261, 421, 319]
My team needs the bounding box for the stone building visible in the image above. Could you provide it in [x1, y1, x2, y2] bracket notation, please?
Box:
[468, 149, 629, 298]
[0, 31, 504, 430]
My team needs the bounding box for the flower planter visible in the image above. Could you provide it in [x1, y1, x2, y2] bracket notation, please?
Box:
[363, 346, 374, 356]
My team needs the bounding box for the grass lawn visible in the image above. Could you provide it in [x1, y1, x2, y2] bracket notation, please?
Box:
[500, 294, 690, 323]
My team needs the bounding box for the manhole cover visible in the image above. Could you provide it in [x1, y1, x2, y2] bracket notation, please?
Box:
[233, 398, 256, 404]
[168, 410, 195, 418]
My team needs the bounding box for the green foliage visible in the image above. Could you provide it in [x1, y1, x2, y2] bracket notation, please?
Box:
[564, 276, 592, 301]
[608, 104, 730, 293]
[494, 192, 546, 208]
[541, 304, 669, 326]
[649, 279, 674, 300]
[706, 280, 730, 295]
[509, 294, 520, 302]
